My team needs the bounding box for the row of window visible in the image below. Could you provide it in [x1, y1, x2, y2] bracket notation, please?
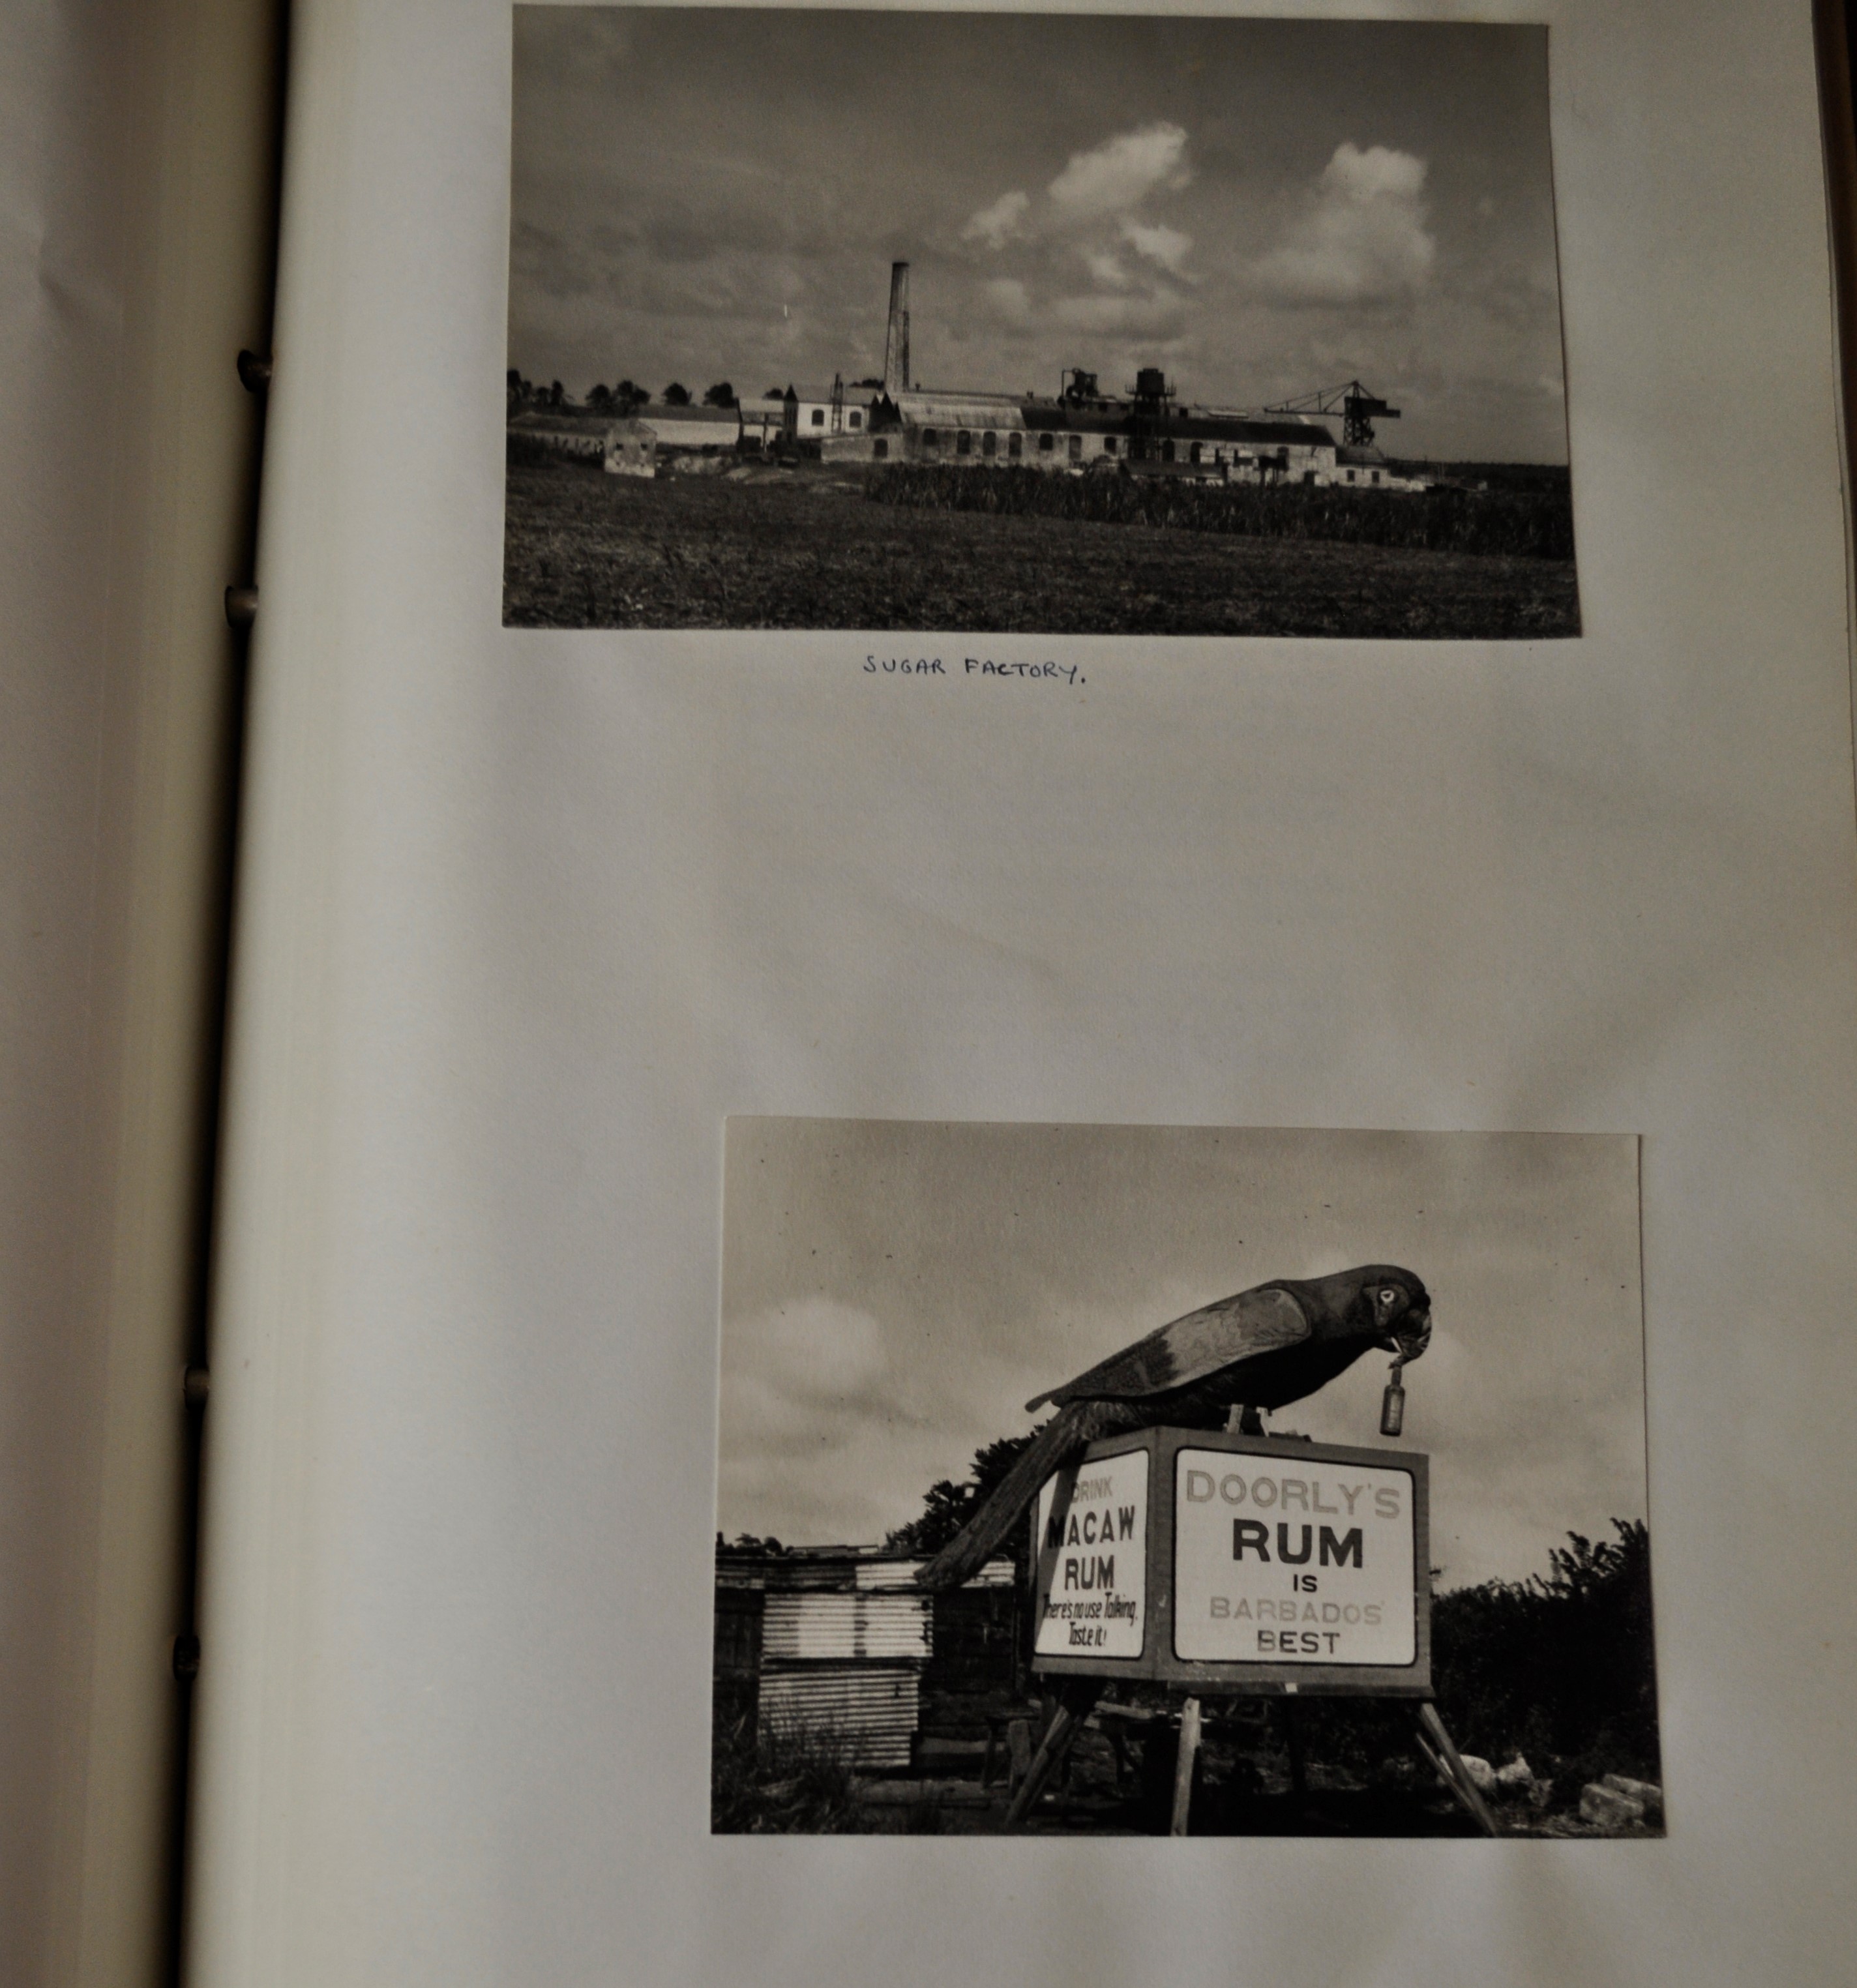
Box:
[919, 428, 1071, 459]
[908, 428, 1330, 473]
[751, 409, 1371, 478]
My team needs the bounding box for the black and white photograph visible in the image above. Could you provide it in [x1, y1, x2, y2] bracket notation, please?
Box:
[507, 9, 1579, 638]
[713, 1121, 1658, 1836]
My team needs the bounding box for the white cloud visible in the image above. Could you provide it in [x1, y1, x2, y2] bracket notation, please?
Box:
[981, 277, 1032, 327]
[719, 1298, 897, 1429]
[1052, 288, 1187, 337]
[1121, 218, 1193, 276]
[1048, 121, 1191, 221]
[1255, 141, 1436, 306]
[962, 188, 1030, 250]
[1082, 247, 1131, 290]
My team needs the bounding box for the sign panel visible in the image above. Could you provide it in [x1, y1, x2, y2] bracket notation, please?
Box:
[1031, 1447, 1150, 1661]
[1172, 1447, 1417, 1666]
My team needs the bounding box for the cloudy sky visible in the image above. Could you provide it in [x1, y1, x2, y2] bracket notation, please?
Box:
[717, 1123, 1646, 1593]
[511, 9, 1571, 463]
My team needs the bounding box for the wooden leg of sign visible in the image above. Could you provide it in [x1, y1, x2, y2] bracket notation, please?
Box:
[1281, 1696, 1309, 1803]
[1004, 1690, 1089, 1827]
[1105, 1722, 1136, 1793]
[1006, 1717, 1033, 1788]
[1169, 1697, 1202, 1836]
[1415, 1701, 1502, 1838]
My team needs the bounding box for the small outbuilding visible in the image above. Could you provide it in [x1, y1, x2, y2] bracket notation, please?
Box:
[603, 418, 657, 477]
[716, 1545, 1018, 1770]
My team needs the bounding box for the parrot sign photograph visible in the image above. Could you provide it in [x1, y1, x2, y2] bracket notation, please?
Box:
[714, 1120, 1662, 1836]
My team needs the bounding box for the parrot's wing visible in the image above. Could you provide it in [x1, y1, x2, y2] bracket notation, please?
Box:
[1026, 1285, 1311, 1410]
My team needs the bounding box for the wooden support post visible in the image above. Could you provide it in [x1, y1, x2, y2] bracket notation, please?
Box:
[1005, 1691, 1088, 1827]
[1416, 1701, 1501, 1838]
[1006, 1717, 1033, 1788]
[1169, 1697, 1202, 1836]
[1281, 1694, 1308, 1802]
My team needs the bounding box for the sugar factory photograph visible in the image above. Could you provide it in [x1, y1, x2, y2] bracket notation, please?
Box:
[506, 9, 1580, 639]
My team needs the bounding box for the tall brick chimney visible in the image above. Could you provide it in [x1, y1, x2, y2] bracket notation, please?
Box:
[883, 261, 910, 397]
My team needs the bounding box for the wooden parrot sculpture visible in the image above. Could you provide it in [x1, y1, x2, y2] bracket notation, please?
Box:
[914, 1264, 1432, 1590]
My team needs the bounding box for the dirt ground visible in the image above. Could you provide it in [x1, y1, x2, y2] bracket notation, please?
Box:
[503, 457, 1582, 640]
[715, 1711, 1656, 1838]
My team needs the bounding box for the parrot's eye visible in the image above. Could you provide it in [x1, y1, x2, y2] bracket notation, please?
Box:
[1379, 1287, 1399, 1307]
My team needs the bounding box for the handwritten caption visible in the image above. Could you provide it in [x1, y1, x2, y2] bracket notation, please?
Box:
[864, 655, 1085, 687]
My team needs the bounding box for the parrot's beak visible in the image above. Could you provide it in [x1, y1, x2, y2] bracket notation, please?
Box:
[1394, 1311, 1433, 1364]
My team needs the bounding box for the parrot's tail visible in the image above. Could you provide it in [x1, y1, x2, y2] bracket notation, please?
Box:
[914, 1404, 1097, 1592]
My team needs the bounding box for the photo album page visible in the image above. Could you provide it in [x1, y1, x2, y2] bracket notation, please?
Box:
[188, 4, 1857, 1986]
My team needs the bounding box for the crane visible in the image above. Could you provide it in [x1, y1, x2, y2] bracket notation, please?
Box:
[1260, 380, 1400, 448]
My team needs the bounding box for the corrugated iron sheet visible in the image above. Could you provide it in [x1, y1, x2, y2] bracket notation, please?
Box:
[855, 1556, 1015, 1590]
[854, 1558, 925, 1591]
[758, 1665, 921, 1768]
[899, 393, 1030, 432]
[762, 1592, 930, 1660]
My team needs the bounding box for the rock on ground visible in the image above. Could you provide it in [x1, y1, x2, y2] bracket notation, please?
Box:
[1580, 1781, 1646, 1828]
[1601, 1773, 1663, 1818]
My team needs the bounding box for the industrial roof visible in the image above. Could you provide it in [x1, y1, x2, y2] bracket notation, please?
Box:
[1170, 415, 1335, 447]
[634, 401, 739, 424]
[897, 393, 1030, 430]
[1014, 402, 1335, 447]
[714, 1545, 1015, 1592]
[743, 384, 883, 407]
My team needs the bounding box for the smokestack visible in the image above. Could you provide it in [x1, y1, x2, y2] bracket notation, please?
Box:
[884, 261, 910, 396]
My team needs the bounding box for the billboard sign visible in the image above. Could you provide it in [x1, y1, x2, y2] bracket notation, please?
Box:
[1031, 1446, 1150, 1661]
[1172, 1448, 1418, 1667]
[1030, 1427, 1430, 1695]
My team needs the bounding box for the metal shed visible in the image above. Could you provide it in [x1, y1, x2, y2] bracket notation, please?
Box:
[717, 1547, 1015, 1770]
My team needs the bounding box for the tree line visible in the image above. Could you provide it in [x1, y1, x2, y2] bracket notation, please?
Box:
[506, 371, 739, 416]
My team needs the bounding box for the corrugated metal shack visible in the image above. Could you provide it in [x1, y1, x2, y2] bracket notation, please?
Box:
[715, 1546, 1018, 1770]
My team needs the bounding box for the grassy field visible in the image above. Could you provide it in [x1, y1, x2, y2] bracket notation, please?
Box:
[866, 461, 1575, 560]
[503, 454, 1582, 639]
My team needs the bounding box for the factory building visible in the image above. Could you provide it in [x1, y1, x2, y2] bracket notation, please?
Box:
[797, 374, 1347, 482]
[739, 382, 881, 450]
[633, 400, 742, 453]
[750, 261, 1430, 490]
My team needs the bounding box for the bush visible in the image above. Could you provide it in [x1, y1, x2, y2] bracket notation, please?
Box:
[863, 463, 1575, 561]
[710, 1710, 872, 1833]
[1198, 1519, 1659, 1803]
[1431, 1519, 1661, 1783]
[505, 431, 603, 472]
